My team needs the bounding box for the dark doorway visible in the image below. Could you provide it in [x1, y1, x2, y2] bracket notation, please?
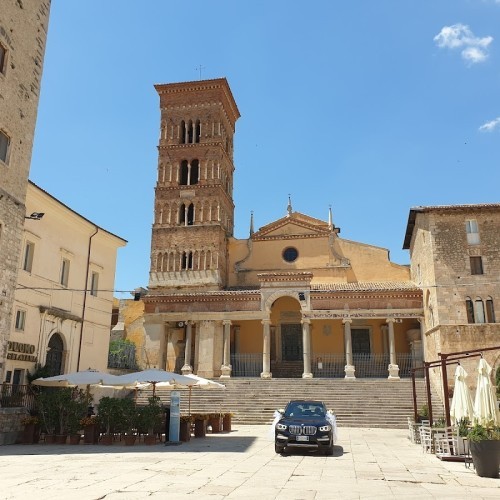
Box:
[46, 333, 64, 376]
[352, 329, 371, 354]
[281, 324, 302, 361]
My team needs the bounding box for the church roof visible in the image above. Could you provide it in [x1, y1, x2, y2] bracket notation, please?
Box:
[252, 211, 331, 240]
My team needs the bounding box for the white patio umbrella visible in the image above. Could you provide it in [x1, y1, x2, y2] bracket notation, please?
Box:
[32, 369, 120, 388]
[450, 364, 474, 425]
[473, 358, 500, 426]
[109, 369, 198, 397]
[155, 373, 226, 415]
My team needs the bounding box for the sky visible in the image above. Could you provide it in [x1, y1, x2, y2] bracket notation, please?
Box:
[30, 0, 500, 298]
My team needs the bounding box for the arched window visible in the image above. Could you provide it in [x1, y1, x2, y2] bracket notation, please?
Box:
[186, 203, 194, 225]
[182, 251, 193, 270]
[180, 160, 189, 185]
[486, 297, 495, 323]
[474, 297, 485, 324]
[187, 120, 194, 143]
[195, 120, 201, 143]
[465, 297, 475, 323]
[180, 120, 186, 144]
[46, 334, 64, 376]
[190, 160, 199, 185]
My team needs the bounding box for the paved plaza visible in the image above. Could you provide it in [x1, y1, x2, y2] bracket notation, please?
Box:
[0, 425, 498, 499]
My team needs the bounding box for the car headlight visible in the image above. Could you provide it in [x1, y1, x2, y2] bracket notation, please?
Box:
[276, 423, 287, 431]
[318, 425, 331, 432]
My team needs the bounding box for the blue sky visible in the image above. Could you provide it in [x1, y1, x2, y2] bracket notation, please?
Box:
[30, 1, 500, 297]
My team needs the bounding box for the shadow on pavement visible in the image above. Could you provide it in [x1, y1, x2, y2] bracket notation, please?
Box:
[278, 445, 344, 458]
[0, 431, 258, 456]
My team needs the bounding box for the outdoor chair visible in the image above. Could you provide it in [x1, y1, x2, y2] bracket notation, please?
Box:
[407, 417, 420, 444]
[434, 426, 458, 456]
[419, 425, 432, 453]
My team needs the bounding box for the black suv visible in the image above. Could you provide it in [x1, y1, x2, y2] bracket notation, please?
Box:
[274, 400, 334, 455]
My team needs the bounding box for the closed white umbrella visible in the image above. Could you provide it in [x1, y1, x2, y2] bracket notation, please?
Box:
[450, 364, 474, 425]
[473, 358, 500, 426]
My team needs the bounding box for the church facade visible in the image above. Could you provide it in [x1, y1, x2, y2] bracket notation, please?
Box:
[142, 78, 425, 380]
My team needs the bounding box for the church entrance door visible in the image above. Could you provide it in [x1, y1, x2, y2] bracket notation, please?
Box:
[281, 324, 302, 361]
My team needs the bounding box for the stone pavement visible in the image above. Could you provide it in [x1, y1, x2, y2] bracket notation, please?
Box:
[0, 425, 498, 499]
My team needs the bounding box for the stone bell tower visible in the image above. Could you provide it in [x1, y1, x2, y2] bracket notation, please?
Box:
[149, 78, 240, 291]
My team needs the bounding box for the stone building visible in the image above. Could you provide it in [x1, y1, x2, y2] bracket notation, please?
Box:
[142, 78, 425, 379]
[403, 204, 500, 382]
[5, 181, 126, 384]
[0, 0, 51, 381]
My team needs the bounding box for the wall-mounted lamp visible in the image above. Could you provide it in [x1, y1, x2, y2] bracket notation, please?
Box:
[298, 292, 306, 301]
[25, 212, 45, 220]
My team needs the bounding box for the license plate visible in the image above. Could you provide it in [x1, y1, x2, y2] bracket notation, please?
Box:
[296, 436, 309, 442]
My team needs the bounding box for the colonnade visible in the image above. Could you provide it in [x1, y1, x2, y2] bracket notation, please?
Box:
[178, 316, 408, 380]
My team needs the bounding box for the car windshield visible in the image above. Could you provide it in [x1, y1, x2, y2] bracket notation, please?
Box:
[284, 402, 326, 418]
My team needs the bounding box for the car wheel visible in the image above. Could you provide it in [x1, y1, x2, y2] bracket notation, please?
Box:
[275, 442, 285, 454]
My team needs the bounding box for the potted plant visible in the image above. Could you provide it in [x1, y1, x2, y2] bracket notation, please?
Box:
[138, 397, 163, 445]
[67, 390, 87, 445]
[222, 412, 233, 432]
[121, 399, 138, 446]
[179, 415, 193, 442]
[192, 413, 209, 438]
[80, 416, 99, 444]
[455, 417, 470, 455]
[36, 390, 58, 443]
[97, 397, 122, 445]
[467, 423, 500, 477]
[20, 415, 39, 444]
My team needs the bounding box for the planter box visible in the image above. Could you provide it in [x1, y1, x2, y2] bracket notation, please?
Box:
[470, 440, 500, 478]
[194, 419, 206, 438]
[180, 421, 191, 442]
[222, 415, 232, 432]
[209, 416, 222, 433]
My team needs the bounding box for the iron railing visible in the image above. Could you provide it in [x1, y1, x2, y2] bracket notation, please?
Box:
[0, 383, 36, 410]
[229, 352, 423, 378]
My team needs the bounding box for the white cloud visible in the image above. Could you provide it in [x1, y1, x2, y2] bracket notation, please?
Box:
[479, 117, 500, 132]
[434, 24, 493, 64]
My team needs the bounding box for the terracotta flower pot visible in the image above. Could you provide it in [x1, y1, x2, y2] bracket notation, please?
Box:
[100, 434, 113, 445]
[180, 421, 191, 442]
[194, 419, 206, 438]
[144, 434, 156, 445]
[124, 435, 136, 446]
[55, 434, 67, 444]
[22, 424, 35, 444]
[69, 434, 80, 445]
[222, 415, 232, 432]
[209, 416, 222, 433]
[83, 425, 97, 444]
[44, 434, 56, 444]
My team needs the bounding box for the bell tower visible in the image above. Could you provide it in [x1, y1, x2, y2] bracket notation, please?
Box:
[149, 78, 240, 291]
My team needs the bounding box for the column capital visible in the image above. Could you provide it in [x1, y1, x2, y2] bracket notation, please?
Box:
[342, 317, 352, 325]
[386, 317, 396, 324]
[261, 318, 271, 326]
[222, 319, 232, 327]
[300, 318, 311, 325]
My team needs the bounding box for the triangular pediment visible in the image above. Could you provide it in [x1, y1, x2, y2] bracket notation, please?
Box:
[252, 212, 330, 239]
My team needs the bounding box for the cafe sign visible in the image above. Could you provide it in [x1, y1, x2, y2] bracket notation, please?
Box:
[7, 341, 37, 362]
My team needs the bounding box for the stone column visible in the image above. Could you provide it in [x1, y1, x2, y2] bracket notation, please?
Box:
[301, 318, 313, 378]
[220, 320, 232, 378]
[261, 318, 272, 379]
[387, 318, 400, 380]
[181, 321, 193, 374]
[343, 318, 356, 379]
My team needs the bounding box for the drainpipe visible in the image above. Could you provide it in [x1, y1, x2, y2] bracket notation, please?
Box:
[76, 225, 98, 371]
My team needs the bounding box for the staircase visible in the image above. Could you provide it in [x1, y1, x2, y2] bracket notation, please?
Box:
[136, 378, 443, 429]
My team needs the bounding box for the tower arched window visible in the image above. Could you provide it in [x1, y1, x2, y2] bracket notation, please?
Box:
[186, 203, 194, 225]
[180, 120, 186, 144]
[179, 203, 186, 225]
[195, 120, 201, 143]
[190, 160, 199, 185]
[182, 251, 193, 270]
[187, 120, 194, 143]
[180, 160, 189, 185]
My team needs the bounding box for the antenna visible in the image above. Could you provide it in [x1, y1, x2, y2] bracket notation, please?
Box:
[195, 65, 205, 80]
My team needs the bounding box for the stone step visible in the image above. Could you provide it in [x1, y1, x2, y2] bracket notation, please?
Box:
[134, 378, 440, 429]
